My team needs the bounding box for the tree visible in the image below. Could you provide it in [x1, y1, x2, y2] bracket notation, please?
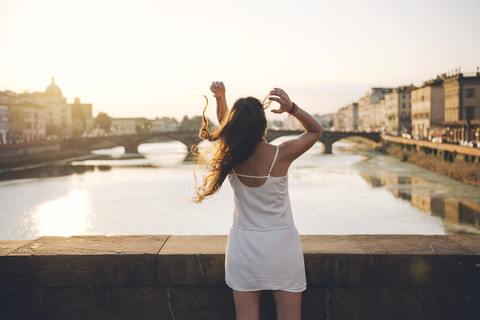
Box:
[94, 112, 112, 133]
[179, 115, 214, 131]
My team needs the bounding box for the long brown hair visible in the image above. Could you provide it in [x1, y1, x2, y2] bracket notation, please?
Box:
[193, 97, 267, 203]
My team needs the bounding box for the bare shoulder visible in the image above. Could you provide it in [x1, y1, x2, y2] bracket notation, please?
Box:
[277, 132, 321, 164]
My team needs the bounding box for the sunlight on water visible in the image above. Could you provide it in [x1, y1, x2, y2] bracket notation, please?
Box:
[28, 189, 93, 237]
[92, 146, 125, 156]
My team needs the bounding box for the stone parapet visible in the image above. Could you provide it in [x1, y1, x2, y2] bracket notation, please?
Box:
[1, 234, 479, 319]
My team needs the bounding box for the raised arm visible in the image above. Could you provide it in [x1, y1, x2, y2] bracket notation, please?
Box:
[268, 88, 323, 163]
[210, 81, 228, 124]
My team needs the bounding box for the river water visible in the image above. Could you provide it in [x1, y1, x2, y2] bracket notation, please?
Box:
[1, 138, 479, 240]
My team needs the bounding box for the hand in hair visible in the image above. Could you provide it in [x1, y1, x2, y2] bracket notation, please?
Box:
[268, 88, 294, 114]
[210, 81, 225, 98]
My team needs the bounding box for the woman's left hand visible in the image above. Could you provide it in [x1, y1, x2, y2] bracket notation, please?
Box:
[210, 81, 226, 98]
[269, 88, 294, 114]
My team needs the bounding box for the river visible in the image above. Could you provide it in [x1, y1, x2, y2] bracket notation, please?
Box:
[0, 137, 479, 240]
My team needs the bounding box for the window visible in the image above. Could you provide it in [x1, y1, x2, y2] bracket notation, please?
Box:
[465, 88, 475, 98]
[465, 106, 475, 121]
[402, 103, 406, 109]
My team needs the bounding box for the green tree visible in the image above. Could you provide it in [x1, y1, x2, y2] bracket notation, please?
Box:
[179, 115, 214, 131]
[94, 112, 112, 133]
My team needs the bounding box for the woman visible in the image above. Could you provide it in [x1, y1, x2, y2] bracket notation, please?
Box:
[194, 81, 323, 320]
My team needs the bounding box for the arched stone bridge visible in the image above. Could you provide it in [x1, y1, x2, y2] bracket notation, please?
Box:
[63, 130, 381, 156]
[265, 130, 381, 154]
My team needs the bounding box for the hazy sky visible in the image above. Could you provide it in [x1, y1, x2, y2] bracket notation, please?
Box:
[1, 0, 479, 120]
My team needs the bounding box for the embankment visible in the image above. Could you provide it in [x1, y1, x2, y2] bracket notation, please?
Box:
[381, 136, 480, 188]
[0, 140, 90, 171]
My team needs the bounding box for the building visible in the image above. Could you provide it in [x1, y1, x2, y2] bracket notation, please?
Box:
[16, 78, 72, 138]
[333, 103, 357, 132]
[70, 97, 93, 136]
[0, 105, 10, 144]
[384, 86, 415, 136]
[41, 77, 72, 138]
[443, 69, 480, 144]
[411, 77, 445, 139]
[110, 118, 150, 135]
[282, 115, 303, 130]
[8, 103, 46, 142]
[150, 117, 179, 132]
[344, 103, 358, 132]
[371, 98, 387, 133]
[1, 78, 92, 142]
[314, 113, 334, 130]
[357, 88, 393, 132]
[333, 108, 346, 131]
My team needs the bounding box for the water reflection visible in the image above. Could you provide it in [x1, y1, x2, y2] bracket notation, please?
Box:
[360, 172, 480, 234]
[27, 189, 93, 237]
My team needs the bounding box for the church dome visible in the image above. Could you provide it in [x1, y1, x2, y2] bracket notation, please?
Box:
[45, 77, 63, 97]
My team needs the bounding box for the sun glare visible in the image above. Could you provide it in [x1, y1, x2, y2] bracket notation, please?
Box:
[29, 189, 93, 237]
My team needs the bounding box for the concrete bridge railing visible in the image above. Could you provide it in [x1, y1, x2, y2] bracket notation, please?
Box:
[1, 234, 479, 319]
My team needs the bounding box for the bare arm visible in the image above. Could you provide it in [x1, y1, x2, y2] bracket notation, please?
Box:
[210, 81, 228, 124]
[269, 88, 323, 163]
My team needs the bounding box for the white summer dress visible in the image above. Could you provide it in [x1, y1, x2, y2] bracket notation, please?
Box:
[225, 145, 307, 292]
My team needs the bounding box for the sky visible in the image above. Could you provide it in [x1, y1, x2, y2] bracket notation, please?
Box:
[0, 0, 479, 121]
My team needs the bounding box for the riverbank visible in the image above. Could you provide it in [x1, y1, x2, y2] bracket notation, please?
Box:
[383, 143, 480, 188]
[0, 149, 92, 172]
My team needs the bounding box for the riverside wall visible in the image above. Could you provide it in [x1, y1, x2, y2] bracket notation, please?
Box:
[0, 140, 61, 157]
[381, 135, 480, 187]
[1, 234, 479, 320]
[381, 135, 480, 161]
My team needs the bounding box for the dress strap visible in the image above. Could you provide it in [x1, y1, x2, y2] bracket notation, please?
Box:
[234, 172, 269, 179]
[233, 145, 279, 179]
[267, 145, 280, 176]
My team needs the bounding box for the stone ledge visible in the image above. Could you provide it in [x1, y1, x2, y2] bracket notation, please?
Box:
[0, 234, 479, 287]
[3, 235, 169, 287]
[1, 235, 479, 320]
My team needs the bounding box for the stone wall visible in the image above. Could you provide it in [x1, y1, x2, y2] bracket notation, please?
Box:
[1, 235, 479, 319]
[0, 140, 61, 158]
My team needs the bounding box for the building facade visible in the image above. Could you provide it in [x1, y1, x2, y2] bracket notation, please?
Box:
[357, 88, 392, 132]
[150, 117, 179, 132]
[334, 103, 357, 132]
[70, 97, 93, 136]
[110, 118, 150, 135]
[443, 71, 480, 144]
[333, 108, 346, 131]
[385, 86, 414, 136]
[371, 98, 387, 133]
[16, 78, 72, 138]
[9, 103, 46, 142]
[0, 105, 10, 144]
[411, 77, 445, 139]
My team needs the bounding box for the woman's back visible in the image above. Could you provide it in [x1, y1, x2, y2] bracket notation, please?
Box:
[229, 144, 294, 231]
[233, 141, 286, 187]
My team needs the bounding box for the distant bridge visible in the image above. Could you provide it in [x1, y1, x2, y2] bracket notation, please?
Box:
[266, 130, 381, 154]
[63, 130, 381, 156]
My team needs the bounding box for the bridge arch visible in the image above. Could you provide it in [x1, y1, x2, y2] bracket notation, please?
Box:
[104, 131, 202, 155]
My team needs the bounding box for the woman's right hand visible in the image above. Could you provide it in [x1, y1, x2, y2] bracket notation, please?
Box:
[210, 81, 225, 98]
[268, 88, 294, 114]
